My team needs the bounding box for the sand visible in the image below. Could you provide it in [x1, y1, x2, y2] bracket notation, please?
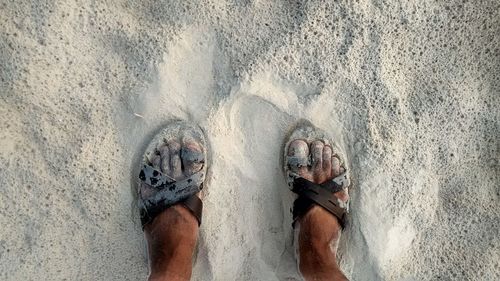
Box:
[1, 0, 499, 280]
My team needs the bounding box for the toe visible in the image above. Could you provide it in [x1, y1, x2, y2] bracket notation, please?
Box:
[181, 137, 204, 176]
[331, 156, 341, 177]
[287, 140, 309, 176]
[331, 157, 349, 202]
[149, 151, 161, 169]
[168, 140, 182, 180]
[158, 144, 170, 174]
[141, 151, 161, 199]
[339, 166, 345, 174]
[310, 140, 324, 173]
[335, 189, 349, 203]
[322, 145, 333, 178]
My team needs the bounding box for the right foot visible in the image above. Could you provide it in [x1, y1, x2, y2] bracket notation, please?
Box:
[287, 139, 349, 280]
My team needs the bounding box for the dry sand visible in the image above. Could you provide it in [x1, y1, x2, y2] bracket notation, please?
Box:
[1, 1, 499, 280]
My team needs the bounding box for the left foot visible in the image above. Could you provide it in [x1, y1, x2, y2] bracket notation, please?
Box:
[137, 122, 207, 280]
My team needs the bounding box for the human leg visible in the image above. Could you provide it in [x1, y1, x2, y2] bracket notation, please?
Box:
[285, 126, 350, 281]
[137, 122, 207, 281]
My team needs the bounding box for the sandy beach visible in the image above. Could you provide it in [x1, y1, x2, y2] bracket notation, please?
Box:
[1, 0, 499, 280]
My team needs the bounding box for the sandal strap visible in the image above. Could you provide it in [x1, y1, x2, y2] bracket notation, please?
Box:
[182, 194, 203, 225]
[139, 165, 204, 227]
[291, 175, 349, 229]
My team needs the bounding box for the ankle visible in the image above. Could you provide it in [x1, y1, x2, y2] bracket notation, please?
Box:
[297, 206, 346, 280]
[298, 206, 342, 245]
[299, 252, 347, 281]
[145, 205, 199, 281]
[147, 240, 196, 278]
[149, 270, 191, 281]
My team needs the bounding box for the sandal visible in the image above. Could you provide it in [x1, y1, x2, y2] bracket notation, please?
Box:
[137, 120, 207, 228]
[283, 119, 351, 228]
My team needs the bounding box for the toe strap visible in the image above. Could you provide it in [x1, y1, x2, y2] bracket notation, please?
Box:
[291, 176, 349, 229]
[139, 165, 204, 227]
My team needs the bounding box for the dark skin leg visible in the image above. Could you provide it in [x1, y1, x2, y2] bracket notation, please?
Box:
[141, 139, 348, 281]
[140, 140, 203, 281]
[288, 140, 349, 281]
[145, 206, 198, 281]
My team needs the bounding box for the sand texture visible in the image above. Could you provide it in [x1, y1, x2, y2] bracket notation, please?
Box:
[1, 0, 499, 280]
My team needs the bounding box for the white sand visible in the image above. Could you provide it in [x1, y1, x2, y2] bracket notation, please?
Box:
[1, 1, 499, 280]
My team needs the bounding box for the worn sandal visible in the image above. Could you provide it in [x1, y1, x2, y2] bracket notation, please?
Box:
[137, 120, 207, 228]
[283, 119, 351, 228]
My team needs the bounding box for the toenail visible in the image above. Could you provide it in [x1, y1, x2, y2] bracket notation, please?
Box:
[311, 140, 324, 149]
[168, 142, 180, 152]
[158, 145, 169, 155]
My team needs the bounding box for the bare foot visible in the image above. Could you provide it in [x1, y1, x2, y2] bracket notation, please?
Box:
[287, 139, 349, 281]
[140, 138, 204, 281]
